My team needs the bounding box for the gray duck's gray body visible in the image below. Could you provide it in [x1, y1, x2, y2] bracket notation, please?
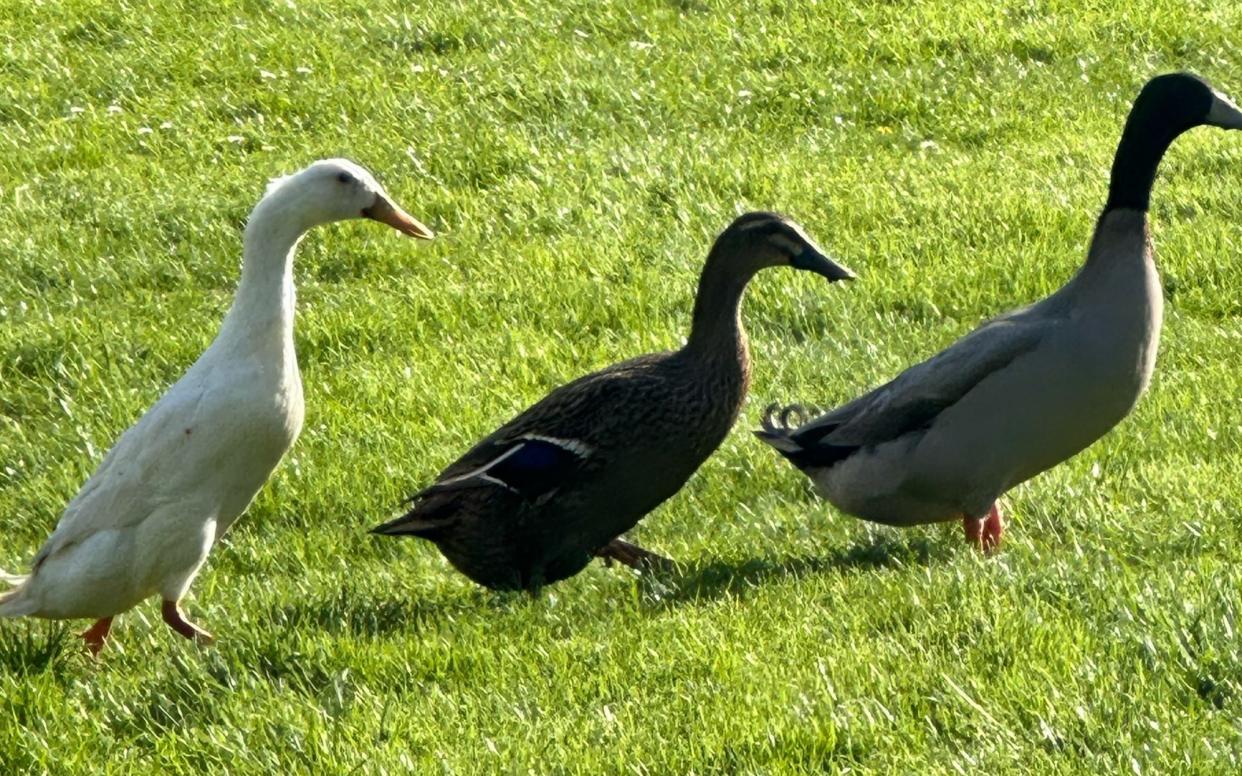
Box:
[375, 212, 852, 590]
[769, 211, 1159, 527]
[756, 73, 1242, 543]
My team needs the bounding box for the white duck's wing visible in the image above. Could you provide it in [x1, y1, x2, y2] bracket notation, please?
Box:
[30, 380, 211, 569]
[801, 308, 1056, 448]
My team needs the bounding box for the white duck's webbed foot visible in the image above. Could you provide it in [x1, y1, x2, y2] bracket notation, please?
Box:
[161, 600, 215, 645]
[80, 617, 113, 658]
[962, 503, 1004, 554]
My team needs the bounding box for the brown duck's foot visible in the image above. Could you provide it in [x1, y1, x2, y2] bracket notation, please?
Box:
[161, 600, 215, 645]
[596, 538, 673, 571]
[962, 503, 1003, 554]
[80, 617, 113, 658]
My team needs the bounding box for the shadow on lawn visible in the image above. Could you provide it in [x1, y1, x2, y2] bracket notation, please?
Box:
[642, 534, 950, 607]
[265, 592, 478, 639]
[265, 536, 954, 631]
[0, 622, 74, 676]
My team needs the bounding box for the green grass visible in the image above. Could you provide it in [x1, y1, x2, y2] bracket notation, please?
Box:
[2, 0, 1241, 772]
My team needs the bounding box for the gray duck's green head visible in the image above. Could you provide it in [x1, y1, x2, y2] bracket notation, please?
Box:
[712, 211, 855, 282]
[1106, 73, 1242, 212]
[1137, 73, 1242, 133]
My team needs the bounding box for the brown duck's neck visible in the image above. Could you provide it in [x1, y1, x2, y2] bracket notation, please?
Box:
[682, 258, 756, 372]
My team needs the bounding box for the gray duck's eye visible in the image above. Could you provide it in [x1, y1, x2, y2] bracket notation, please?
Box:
[337, 172, 354, 185]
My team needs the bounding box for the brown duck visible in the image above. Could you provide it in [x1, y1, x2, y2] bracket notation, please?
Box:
[373, 212, 854, 590]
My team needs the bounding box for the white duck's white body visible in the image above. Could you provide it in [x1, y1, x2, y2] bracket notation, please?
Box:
[0, 159, 431, 642]
[5, 288, 303, 619]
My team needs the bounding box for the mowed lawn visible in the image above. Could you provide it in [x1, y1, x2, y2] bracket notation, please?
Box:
[2, 0, 1241, 772]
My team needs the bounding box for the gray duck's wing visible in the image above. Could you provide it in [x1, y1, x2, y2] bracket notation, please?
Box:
[780, 308, 1056, 453]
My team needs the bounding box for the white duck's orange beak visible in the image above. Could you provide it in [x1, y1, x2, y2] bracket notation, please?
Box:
[363, 194, 435, 240]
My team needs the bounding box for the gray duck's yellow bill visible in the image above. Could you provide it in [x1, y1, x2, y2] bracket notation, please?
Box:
[363, 195, 435, 239]
[793, 248, 856, 282]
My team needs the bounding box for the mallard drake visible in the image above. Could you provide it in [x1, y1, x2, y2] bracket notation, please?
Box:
[0, 159, 432, 655]
[373, 212, 853, 591]
[756, 73, 1242, 552]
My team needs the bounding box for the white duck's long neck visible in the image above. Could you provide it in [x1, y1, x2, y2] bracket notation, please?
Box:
[216, 194, 310, 356]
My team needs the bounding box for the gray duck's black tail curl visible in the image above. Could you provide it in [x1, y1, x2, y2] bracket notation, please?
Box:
[753, 403, 858, 470]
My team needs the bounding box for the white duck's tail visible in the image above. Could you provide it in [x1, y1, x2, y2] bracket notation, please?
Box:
[0, 570, 35, 617]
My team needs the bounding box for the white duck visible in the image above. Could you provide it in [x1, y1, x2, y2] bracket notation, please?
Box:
[0, 159, 432, 655]
[757, 73, 1242, 551]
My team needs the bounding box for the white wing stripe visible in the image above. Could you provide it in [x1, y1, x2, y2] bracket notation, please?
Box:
[517, 434, 594, 459]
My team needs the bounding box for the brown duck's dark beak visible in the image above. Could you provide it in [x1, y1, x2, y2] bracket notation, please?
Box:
[792, 247, 855, 282]
[1207, 89, 1242, 129]
[362, 194, 435, 240]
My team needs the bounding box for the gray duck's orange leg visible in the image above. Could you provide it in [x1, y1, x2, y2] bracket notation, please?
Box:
[81, 617, 113, 658]
[596, 538, 673, 570]
[962, 503, 1004, 554]
[161, 600, 215, 645]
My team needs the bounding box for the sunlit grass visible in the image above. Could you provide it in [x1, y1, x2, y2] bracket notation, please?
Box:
[1, 0, 1241, 772]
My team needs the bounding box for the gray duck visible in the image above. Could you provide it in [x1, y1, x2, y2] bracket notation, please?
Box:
[373, 212, 853, 590]
[756, 73, 1242, 552]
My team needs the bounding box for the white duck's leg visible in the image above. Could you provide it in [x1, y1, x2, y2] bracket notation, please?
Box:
[962, 503, 1004, 553]
[157, 546, 215, 646]
[147, 514, 217, 645]
[81, 617, 113, 658]
[161, 599, 214, 645]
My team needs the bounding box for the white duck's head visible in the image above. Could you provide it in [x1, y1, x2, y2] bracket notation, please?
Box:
[259, 158, 434, 239]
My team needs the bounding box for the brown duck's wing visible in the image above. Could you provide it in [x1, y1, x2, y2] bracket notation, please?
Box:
[405, 353, 676, 505]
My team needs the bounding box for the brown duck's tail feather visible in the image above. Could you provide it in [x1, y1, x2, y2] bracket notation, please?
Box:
[371, 514, 443, 538]
[371, 497, 456, 540]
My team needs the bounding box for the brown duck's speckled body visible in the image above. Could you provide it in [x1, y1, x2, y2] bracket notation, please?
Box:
[374, 212, 853, 590]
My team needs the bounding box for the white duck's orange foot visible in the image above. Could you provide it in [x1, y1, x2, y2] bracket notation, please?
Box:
[962, 503, 1003, 554]
[80, 617, 113, 658]
[161, 600, 215, 645]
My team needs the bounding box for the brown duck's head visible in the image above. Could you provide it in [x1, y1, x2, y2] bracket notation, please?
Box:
[713, 211, 855, 282]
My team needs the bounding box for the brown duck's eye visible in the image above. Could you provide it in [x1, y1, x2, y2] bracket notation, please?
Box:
[337, 172, 354, 184]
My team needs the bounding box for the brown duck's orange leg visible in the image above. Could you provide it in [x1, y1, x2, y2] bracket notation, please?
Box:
[962, 503, 1004, 554]
[596, 538, 673, 571]
[161, 600, 215, 645]
[80, 617, 113, 658]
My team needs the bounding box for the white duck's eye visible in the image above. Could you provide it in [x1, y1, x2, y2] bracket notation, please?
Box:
[336, 172, 354, 184]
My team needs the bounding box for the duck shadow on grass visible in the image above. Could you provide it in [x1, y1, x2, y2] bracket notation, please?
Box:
[0, 622, 75, 677]
[638, 534, 951, 607]
[1, 540, 950, 667]
[267, 536, 954, 634]
[263, 591, 486, 640]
